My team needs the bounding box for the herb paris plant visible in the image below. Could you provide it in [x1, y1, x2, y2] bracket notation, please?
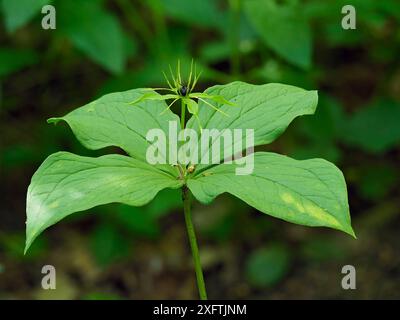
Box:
[130, 61, 235, 131]
[25, 69, 355, 299]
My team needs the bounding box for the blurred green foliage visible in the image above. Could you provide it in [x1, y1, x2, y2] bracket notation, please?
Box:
[0, 47, 38, 77]
[340, 100, 400, 153]
[245, 244, 291, 287]
[1, 0, 50, 33]
[244, 0, 311, 69]
[57, 0, 134, 74]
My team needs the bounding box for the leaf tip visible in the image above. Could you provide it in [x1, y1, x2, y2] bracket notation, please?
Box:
[47, 117, 61, 125]
[340, 223, 356, 239]
[348, 227, 357, 239]
[24, 234, 34, 255]
[311, 90, 319, 110]
[24, 217, 39, 255]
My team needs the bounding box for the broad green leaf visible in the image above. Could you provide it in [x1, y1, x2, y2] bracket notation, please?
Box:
[48, 88, 180, 173]
[1, 0, 50, 33]
[339, 100, 400, 153]
[188, 152, 354, 236]
[186, 81, 318, 170]
[58, 0, 129, 74]
[244, 0, 312, 69]
[26, 152, 182, 252]
[0, 48, 38, 78]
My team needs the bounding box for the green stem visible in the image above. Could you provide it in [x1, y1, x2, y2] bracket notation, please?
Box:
[180, 94, 206, 299]
[182, 187, 207, 300]
[180, 99, 186, 129]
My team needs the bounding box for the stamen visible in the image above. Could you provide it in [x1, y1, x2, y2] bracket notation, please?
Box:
[160, 98, 179, 115]
[191, 68, 202, 92]
[162, 71, 173, 90]
[177, 60, 182, 86]
[169, 64, 178, 88]
[187, 59, 194, 91]
[196, 97, 229, 116]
